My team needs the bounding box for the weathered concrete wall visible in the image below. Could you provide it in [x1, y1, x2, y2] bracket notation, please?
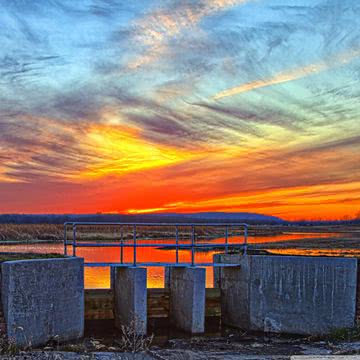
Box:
[1, 257, 84, 347]
[219, 255, 358, 335]
[113, 267, 147, 335]
[169, 267, 205, 334]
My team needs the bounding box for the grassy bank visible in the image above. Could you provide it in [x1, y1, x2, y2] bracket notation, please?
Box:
[0, 252, 65, 262]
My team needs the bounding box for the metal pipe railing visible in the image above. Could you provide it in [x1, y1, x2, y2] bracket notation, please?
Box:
[225, 225, 228, 254]
[191, 225, 195, 266]
[133, 224, 137, 266]
[72, 224, 77, 257]
[64, 224, 68, 256]
[62, 242, 247, 248]
[175, 225, 179, 264]
[244, 226, 248, 255]
[120, 226, 124, 264]
[63, 221, 249, 226]
[63, 222, 249, 266]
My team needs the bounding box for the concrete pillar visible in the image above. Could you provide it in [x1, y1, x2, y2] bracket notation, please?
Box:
[213, 253, 243, 288]
[213, 254, 222, 288]
[220, 257, 250, 329]
[169, 266, 205, 334]
[110, 265, 116, 289]
[113, 266, 147, 335]
[164, 266, 171, 288]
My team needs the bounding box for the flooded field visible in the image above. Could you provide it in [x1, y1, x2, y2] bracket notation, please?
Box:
[0, 228, 357, 289]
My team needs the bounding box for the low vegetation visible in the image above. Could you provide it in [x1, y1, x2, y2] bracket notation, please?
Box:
[329, 325, 360, 342]
[0, 253, 65, 262]
[0, 223, 252, 243]
[0, 224, 63, 242]
[0, 333, 19, 356]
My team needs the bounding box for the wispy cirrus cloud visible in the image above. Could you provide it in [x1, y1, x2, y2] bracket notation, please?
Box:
[126, 0, 253, 69]
[213, 48, 360, 99]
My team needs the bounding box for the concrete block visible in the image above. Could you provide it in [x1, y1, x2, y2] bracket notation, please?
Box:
[213, 253, 243, 288]
[113, 267, 147, 335]
[213, 254, 221, 288]
[164, 267, 171, 288]
[1, 257, 84, 347]
[169, 267, 205, 334]
[220, 257, 250, 329]
[219, 255, 358, 335]
[250, 256, 357, 334]
[110, 266, 116, 290]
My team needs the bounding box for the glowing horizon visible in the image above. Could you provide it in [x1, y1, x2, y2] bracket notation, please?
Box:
[0, 0, 359, 221]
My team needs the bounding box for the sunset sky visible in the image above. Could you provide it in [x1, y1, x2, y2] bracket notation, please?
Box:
[0, 0, 360, 220]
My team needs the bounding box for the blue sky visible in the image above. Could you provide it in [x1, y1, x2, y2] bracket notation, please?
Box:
[0, 0, 360, 219]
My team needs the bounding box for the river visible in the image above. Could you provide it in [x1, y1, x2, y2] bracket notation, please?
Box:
[0, 232, 353, 288]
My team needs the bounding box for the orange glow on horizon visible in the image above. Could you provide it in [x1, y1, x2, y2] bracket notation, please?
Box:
[1, 119, 359, 222]
[121, 181, 360, 221]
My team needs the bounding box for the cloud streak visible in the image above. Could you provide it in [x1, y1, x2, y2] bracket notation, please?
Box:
[126, 0, 252, 69]
[213, 49, 360, 99]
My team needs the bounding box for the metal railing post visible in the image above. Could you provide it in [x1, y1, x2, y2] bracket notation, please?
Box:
[120, 225, 123, 264]
[225, 225, 229, 254]
[61, 221, 249, 267]
[133, 224, 137, 266]
[64, 224, 67, 255]
[244, 225, 248, 255]
[72, 224, 77, 257]
[175, 225, 179, 264]
[191, 225, 195, 266]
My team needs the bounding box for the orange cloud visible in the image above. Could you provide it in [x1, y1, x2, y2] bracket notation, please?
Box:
[127, 207, 168, 214]
[1, 113, 359, 221]
[78, 124, 203, 179]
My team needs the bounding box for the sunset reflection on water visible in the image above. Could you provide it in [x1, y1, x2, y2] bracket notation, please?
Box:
[0, 232, 348, 288]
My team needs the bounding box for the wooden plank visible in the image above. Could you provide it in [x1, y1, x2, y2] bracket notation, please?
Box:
[85, 289, 114, 320]
[148, 288, 169, 318]
[206, 288, 221, 317]
[84, 288, 221, 320]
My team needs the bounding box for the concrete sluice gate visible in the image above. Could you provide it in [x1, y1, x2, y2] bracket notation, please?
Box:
[0, 255, 359, 347]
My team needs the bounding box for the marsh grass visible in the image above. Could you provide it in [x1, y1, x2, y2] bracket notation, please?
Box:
[0, 253, 65, 262]
[0, 224, 63, 242]
[328, 325, 360, 342]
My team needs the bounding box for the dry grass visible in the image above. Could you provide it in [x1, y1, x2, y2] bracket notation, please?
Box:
[1, 223, 358, 244]
[0, 224, 63, 242]
[0, 223, 245, 243]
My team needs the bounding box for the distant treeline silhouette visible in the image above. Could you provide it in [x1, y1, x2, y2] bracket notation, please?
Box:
[0, 212, 359, 225]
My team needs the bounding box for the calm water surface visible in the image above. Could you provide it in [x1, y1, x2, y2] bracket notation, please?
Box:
[0, 232, 347, 288]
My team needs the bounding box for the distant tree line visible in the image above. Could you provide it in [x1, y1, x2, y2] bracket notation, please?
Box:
[0, 213, 359, 225]
[0, 213, 281, 225]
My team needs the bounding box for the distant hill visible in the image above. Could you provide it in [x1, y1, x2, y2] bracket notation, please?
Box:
[149, 212, 284, 223]
[0, 212, 284, 224]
